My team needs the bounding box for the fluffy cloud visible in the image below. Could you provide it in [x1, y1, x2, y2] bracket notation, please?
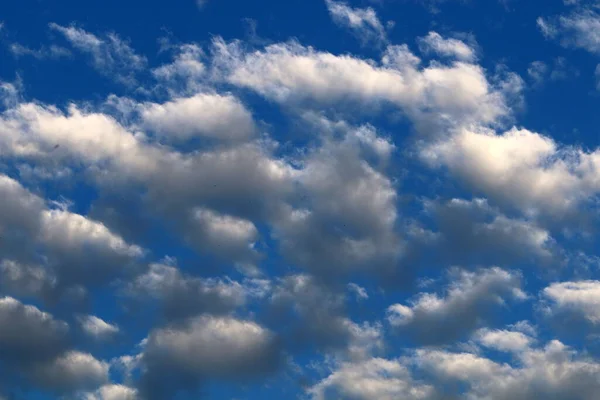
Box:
[308, 357, 438, 400]
[416, 340, 600, 399]
[473, 328, 534, 352]
[421, 126, 600, 218]
[212, 37, 513, 131]
[83, 385, 138, 400]
[273, 120, 401, 278]
[387, 267, 526, 344]
[140, 93, 256, 142]
[542, 281, 600, 325]
[29, 351, 109, 392]
[0, 174, 143, 294]
[138, 315, 281, 399]
[0, 296, 69, 363]
[418, 198, 557, 267]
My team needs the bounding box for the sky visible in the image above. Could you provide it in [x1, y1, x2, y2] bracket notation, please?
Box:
[4, 0, 600, 399]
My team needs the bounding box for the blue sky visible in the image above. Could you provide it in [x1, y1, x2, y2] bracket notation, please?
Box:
[2, 0, 600, 399]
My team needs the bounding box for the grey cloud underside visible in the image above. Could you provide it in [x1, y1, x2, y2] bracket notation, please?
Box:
[1, 19, 600, 400]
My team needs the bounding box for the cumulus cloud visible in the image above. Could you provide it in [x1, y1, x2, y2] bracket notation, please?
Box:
[126, 262, 267, 322]
[325, 0, 388, 46]
[29, 351, 109, 393]
[387, 267, 526, 344]
[140, 93, 256, 142]
[473, 327, 534, 352]
[83, 384, 138, 400]
[308, 357, 438, 400]
[0, 174, 143, 295]
[421, 126, 600, 219]
[417, 198, 557, 267]
[542, 281, 600, 325]
[416, 339, 600, 399]
[138, 315, 281, 399]
[212, 37, 514, 133]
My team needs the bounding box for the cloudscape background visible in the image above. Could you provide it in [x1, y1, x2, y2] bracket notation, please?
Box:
[2, 0, 600, 398]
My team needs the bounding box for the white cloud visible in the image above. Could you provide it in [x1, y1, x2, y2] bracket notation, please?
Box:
[78, 315, 120, 340]
[348, 283, 369, 300]
[416, 340, 600, 399]
[325, 0, 388, 46]
[417, 31, 476, 61]
[49, 23, 146, 84]
[140, 93, 256, 141]
[543, 281, 600, 324]
[84, 385, 138, 400]
[421, 126, 600, 217]
[212, 37, 513, 131]
[538, 10, 600, 54]
[308, 357, 437, 400]
[473, 328, 533, 352]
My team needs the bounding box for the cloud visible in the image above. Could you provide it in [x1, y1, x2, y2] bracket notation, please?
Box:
[49, 23, 147, 85]
[83, 384, 138, 400]
[138, 315, 282, 399]
[126, 262, 267, 322]
[272, 119, 401, 278]
[386, 267, 526, 345]
[417, 31, 476, 61]
[542, 281, 600, 325]
[0, 297, 111, 395]
[29, 351, 109, 393]
[0, 174, 143, 296]
[325, 0, 388, 46]
[473, 327, 534, 352]
[9, 43, 71, 60]
[140, 93, 256, 142]
[212, 37, 514, 132]
[420, 126, 600, 219]
[417, 198, 557, 267]
[0, 296, 69, 364]
[538, 9, 600, 55]
[527, 58, 579, 86]
[308, 357, 439, 400]
[152, 44, 206, 94]
[78, 315, 120, 340]
[415, 339, 600, 399]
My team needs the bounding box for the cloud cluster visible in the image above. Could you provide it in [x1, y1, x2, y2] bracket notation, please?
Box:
[1, 10, 600, 399]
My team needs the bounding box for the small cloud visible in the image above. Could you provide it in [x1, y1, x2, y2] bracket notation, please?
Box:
[325, 0, 388, 46]
[49, 23, 147, 86]
[417, 31, 477, 62]
[348, 283, 369, 300]
[10, 43, 71, 60]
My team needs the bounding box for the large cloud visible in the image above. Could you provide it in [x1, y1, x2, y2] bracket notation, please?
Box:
[211, 36, 514, 132]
